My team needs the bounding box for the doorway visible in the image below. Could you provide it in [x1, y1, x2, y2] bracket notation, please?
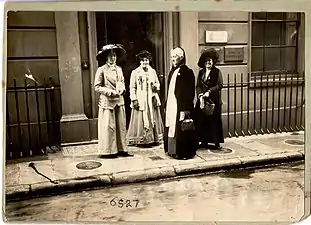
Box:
[95, 12, 166, 128]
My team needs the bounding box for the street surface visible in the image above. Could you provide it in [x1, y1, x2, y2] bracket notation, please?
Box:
[5, 161, 304, 223]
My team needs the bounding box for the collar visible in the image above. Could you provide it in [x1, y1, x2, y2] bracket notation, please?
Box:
[138, 65, 152, 73]
[105, 63, 117, 71]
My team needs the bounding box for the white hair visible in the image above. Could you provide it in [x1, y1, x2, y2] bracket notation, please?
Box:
[170, 47, 184, 59]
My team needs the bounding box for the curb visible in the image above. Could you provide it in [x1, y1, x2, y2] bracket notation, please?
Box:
[5, 151, 304, 202]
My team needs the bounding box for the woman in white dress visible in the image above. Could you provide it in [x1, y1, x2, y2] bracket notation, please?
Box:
[94, 44, 133, 158]
[127, 50, 164, 146]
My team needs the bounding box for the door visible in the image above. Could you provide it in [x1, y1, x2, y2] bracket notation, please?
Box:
[95, 12, 166, 128]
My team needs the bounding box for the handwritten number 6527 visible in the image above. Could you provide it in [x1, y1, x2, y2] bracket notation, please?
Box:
[110, 197, 139, 208]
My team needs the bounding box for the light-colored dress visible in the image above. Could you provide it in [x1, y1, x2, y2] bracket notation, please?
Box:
[127, 65, 164, 145]
[94, 63, 128, 155]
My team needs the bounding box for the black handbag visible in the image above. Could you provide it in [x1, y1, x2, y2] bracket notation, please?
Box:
[181, 113, 195, 131]
[202, 98, 215, 116]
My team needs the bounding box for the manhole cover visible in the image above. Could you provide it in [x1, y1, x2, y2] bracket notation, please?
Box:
[149, 156, 164, 161]
[210, 147, 233, 154]
[76, 161, 102, 170]
[285, 140, 304, 146]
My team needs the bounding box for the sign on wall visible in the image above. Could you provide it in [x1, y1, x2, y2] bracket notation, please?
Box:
[224, 46, 244, 62]
[205, 31, 228, 43]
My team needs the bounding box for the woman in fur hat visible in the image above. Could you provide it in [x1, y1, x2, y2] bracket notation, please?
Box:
[94, 44, 133, 158]
[195, 48, 224, 150]
[127, 50, 164, 146]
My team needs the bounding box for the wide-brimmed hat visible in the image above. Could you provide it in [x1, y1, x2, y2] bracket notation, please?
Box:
[96, 44, 126, 62]
[198, 48, 219, 68]
[136, 50, 152, 62]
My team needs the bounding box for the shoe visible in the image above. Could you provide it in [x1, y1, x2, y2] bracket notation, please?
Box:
[214, 143, 222, 150]
[99, 154, 118, 159]
[168, 153, 179, 159]
[198, 142, 207, 149]
[118, 151, 134, 157]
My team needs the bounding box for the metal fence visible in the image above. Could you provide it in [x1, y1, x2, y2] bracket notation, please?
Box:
[6, 77, 61, 159]
[5, 71, 305, 159]
[223, 71, 305, 138]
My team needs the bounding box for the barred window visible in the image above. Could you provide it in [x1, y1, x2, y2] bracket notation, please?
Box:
[251, 12, 300, 75]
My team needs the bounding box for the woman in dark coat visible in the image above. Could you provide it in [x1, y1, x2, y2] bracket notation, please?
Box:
[195, 48, 224, 150]
[164, 47, 197, 160]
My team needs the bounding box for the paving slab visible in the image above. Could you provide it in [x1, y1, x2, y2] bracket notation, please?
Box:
[260, 138, 304, 151]
[51, 155, 170, 181]
[154, 151, 206, 166]
[5, 132, 305, 200]
[62, 144, 99, 157]
[196, 142, 259, 161]
[235, 136, 304, 155]
[19, 160, 55, 185]
[5, 163, 20, 186]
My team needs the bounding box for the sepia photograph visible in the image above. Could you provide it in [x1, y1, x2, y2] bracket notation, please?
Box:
[3, 8, 307, 223]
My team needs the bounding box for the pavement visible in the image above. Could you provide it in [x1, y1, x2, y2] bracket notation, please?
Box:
[5, 131, 305, 201]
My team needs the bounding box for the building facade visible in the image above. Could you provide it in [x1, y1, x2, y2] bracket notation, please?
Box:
[6, 11, 305, 158]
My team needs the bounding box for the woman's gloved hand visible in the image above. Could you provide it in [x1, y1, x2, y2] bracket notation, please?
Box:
[200, 96, 205, 109]
[203, 90, 210, 98]
[179, 110, 190, 121]
[151, 82, 158, 92]
[110, 90, 119, 97]
[133, 100, 139, 110]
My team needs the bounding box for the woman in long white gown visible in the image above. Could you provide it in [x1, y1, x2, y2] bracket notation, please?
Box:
[127, 50, 164, 146]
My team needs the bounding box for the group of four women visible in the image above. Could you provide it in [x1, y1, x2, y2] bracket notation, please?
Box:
[94, 44, 224, 160]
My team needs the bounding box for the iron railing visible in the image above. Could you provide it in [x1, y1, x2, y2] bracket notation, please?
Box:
[5, 72, 305, 159]
[223, 71, 305, 138]
[6, 77, 61, 159]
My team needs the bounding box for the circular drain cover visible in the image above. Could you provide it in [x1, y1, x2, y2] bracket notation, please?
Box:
[76, 161, 102, 170]
[285, 140, 304, 146]
[210, 147, 233, 154]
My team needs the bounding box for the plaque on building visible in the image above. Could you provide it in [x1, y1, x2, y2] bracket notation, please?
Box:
[205, 31, 228, 43]
[224, 47, 244, 62]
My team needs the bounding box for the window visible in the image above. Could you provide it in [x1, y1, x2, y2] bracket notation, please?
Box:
[251, 12, 300, 76]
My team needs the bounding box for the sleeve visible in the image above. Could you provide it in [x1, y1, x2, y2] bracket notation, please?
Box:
[129, 70, 137, 101]
[180, 68, 195, 112]
[94, 67, 113, 96]
[153, 70, 161, 91]
[209, 70, 223, 93]
[196, 70, 204, 98]
[117, 67, 126, 94]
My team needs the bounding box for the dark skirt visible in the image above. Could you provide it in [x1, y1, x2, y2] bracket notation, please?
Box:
[164, 121, 198, 159]
[194, 102, 224, 145]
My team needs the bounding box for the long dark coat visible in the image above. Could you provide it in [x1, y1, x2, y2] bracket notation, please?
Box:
[195, 66, 224, 144]
[163, 64, 198, 159]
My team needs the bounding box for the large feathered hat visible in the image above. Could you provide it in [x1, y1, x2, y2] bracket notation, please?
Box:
[96, 44, 126, 62]
[197, 48, 219, 68]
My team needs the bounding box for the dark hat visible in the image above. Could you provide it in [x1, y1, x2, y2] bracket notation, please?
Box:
[96, 44, 126, 62]
[136, 50, 152, 62]
[197, 48, 219, 68]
